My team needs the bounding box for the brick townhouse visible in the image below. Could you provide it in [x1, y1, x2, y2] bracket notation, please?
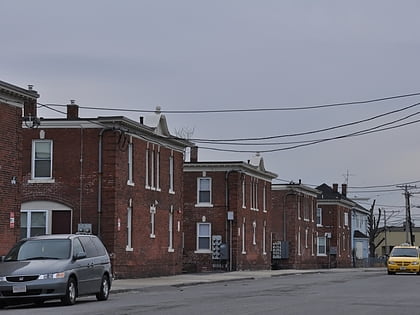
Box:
[316, 183, 353, 268]
[0, 80, 39, 254]
[183, 150, 277, 272]
[271, 182, 321, 269]
[21, 101, 191, 278]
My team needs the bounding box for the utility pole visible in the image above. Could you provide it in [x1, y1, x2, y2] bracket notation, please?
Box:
[397, 185, 416, 245]
[384, 209, 388, 256]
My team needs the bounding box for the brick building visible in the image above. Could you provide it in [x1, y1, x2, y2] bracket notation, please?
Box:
[271, 182, 321, 269]
[316, 183, 353, 268]
[183, 150, 277, 272]
[0, 80, 39, 255]
[22, 103, 191, 278]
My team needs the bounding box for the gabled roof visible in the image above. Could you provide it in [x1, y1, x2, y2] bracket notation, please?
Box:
[354, 230, 369, 238]
[316, 183, 369, 212]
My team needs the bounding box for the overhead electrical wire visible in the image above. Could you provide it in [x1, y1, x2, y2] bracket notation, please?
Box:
[37, 91, 420, 114]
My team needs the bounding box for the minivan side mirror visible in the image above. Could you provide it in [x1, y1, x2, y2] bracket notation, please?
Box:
[74, 252, 87, 260]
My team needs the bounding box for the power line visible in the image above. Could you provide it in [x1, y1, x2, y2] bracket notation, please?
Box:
[37, 91, 420, 114]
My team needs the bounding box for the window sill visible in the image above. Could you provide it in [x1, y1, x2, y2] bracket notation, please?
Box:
[317, 254, 327, 257]
[28, 178, 55, 184]
[150, 234, 156, 239]
[127, 180, 135, 186]
[195, 203, 213, 208]
[241, 251, 247, 255]
[168, 248, 175, 253]
[169, 189, 175, 195]
[125, 247, 133, 252]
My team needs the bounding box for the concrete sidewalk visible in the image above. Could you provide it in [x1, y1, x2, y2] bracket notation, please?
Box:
[111, 267, 386, 293]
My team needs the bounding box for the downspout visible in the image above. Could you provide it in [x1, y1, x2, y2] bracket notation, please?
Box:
[283, 191, 296, 241]
[97, 127, 115, 237]
[225, 169, 240, 272]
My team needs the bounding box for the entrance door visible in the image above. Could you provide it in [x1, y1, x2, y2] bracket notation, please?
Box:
[52, 211, 72, 234]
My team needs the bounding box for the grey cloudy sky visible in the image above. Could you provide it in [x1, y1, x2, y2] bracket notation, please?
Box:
[3, 1, 420, 224]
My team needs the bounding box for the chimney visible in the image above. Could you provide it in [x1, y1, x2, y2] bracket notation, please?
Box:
[341, 184, 347, 197]
[23, 85, 38, 118]
[333, 183, 338, 192]
[190, 146, 198, 162]
[140, 116, 144, 124]
[67, 100, 79, 119]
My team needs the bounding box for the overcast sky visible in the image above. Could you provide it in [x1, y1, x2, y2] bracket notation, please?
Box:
[2, 1, 420, 225]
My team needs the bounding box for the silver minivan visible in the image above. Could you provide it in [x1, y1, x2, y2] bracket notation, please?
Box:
[0, 234, 112, 308]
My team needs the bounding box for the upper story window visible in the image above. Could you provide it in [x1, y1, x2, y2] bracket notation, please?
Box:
[242, 177, 246, 208]
[263, 183, 267, 212]
[316, 208, 323, 226]
[127, 137, 134, 185]
[197, 177, 212, 206]
[344, 212, 349, 227]
[303, 196, 310, 221]
[250, 178, 258, 210]
[145, 143, 160, 191]
[169, 153, 174, 194]
[32, 140, 53, 179]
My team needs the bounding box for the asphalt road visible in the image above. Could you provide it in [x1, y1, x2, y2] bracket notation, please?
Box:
[2, 269, 419, 315]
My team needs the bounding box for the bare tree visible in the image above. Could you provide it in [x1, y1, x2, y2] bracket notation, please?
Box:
[367, 200, 384, 258]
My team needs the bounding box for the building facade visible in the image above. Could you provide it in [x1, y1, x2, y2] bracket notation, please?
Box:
[22, 104, 190, 278]
[271, 182, 321, 269]
[183, 151, 277, 272]
[0, 81, 39, 255]
[316, 183, 353, 268]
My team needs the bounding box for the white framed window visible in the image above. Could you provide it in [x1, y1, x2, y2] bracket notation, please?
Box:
[263, 183, 267, 212]
[242, 177, 246, 208]
[196, 222, 211, 252]
[305, 228, 308, 249]
[252, 221, 257, 245]
[242, 218, 246, 254]
[316, 208, 323, 226]
[250, 178, 258, 210]
[151, 150, 155, 189]
[298, 227, 301, 256]
[262, 220, 267, 255]
[169, 153, 174, 194]
[145, 146, 150, 188]
[317, 236, 327, 256]
[21, 210, 48, 238]
[197, 177, 212, 206]
[168, 206, 174, 252]
[127, 137, 134, 185]
[156, 149, 160, 191]
[32, 140, 53, 179]
[344, 212, 349, 227]
[150, 205, 156, 238]
[311, 231, 315, 256]
[126, 207, 133, 251]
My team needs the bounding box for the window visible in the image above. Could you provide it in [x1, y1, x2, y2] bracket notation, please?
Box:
[262, 220, 267, 255]
[241, 218, 246, 254]
[303, 196, 310, 221]
[127, 137, 134, 185]
[263, 183, 267, 212]
[316, 208, 322, 226]
[298, 227, 301, 255]
[156, 149, 160, 190]
[197, 177, 212, 205]
[169, 153, 174, 193]
[344, 212, 349, 227]
[250, 178, 258, 210]
[32, 140, 52, 179]
[168, 206, 174, 252]
[242, 177, 246, 208]
[21, 211, 47, 239]
[317, 236, 326, 256]
[196, 223, 211, 251]
[305, 228, 308, 249]
[252, 221, 257, 245]
[145, 146, 150, 188]
[126, 207, 133, 251]
[150, 205, 156, 238]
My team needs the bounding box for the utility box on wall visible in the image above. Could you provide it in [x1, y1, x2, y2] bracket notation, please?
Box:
[272, 241, 289, 259]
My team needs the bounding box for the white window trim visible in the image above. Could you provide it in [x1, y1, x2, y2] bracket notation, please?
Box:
[262, 220, 267, 255]
[126, 207, 133, 251]
[150, 205, 156, 238]
[263, 183, 267, 212]
[127, 137, 134, 186]
[169, 154, 175, 194]
[195, 222, 211, 253]
[145, 147, 150, 189]
[316, 208, 323, 227]
[242, 178, 246, 209]
[196, 177, 213, 207]
[168, 206, 174, 252]
[20, 210, 49, 238]
[317, 236, 327, 256]
[252, 221, 257, 245]
[31, 140, 53, 180]
[242, 218, 246, 254]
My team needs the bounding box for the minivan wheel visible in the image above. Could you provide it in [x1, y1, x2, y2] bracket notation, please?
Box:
[96, 274, 110, 301]
[61, 277, 77, 305]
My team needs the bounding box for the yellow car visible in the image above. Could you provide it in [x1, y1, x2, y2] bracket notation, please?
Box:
[387, 244, 420, 275]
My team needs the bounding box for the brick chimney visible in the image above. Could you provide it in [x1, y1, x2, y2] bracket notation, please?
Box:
[333, 183, 338, 192]
[190, 146, 198, 162]
[67, 100, 79, 119]
[23, 85, 38, 118]
[341, 184, 347, 197]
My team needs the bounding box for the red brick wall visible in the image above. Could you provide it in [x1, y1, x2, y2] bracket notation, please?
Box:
[183, 168, 272, 272]
[0, 103, 22, 254]
[22, 126, 185, 278]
